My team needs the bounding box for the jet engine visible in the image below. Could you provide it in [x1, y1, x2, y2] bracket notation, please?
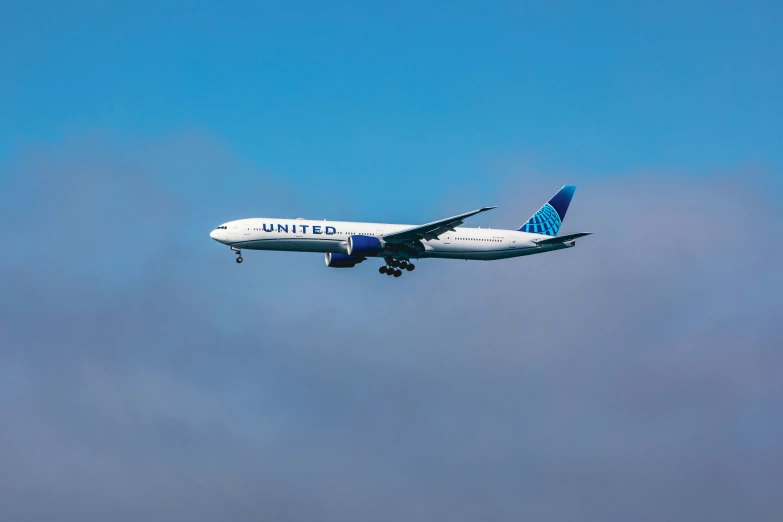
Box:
[347, 235, 383, 256]
[325, 253, 365, 268]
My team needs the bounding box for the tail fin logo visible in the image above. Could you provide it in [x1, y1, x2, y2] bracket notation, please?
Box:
[519, 203, 562, 236]
[518, 185, 577, 236]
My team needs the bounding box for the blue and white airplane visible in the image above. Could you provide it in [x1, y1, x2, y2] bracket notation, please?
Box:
[209, 185, 591, 277]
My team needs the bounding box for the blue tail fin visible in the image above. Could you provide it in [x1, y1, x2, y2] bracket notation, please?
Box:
[518, 185, 577, 236]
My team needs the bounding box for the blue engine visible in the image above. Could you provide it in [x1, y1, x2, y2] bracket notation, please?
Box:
[347, 235, 383, 256]
[325, 252, 365, 268]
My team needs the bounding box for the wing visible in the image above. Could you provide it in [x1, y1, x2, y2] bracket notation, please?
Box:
[532, 232, 592, 245]
[383, 207, 497, 245]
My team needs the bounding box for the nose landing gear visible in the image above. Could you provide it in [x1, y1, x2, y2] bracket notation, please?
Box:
[231, 247, 243, 264]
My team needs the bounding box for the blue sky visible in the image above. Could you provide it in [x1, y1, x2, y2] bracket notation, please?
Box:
[1, 2, 782, 521]
[3, 2, 781, 195]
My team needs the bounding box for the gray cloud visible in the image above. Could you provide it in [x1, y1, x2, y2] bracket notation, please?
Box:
[0, 135, 781, 521]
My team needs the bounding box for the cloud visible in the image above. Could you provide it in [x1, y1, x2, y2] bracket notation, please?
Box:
[0, 134, 781, 521]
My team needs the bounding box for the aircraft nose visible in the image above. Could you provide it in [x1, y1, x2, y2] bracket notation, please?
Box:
[210, 229, 219, 241]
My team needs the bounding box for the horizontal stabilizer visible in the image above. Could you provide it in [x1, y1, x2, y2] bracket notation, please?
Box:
[533, 232, 592, 246]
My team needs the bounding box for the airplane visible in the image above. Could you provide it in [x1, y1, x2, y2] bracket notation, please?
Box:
[209, 185, 591, 277]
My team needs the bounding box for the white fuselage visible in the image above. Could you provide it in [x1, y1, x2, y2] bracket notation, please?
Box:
[209, 218, 571, 260]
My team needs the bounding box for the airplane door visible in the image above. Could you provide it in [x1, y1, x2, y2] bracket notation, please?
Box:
[444, 234, 451, 245]
[376, 229, 383, 237]
[244, 225, 251, 235]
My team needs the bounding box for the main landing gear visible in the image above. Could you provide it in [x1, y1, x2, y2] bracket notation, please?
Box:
[379, 266, 401, 277]
[379, 259, 415, 278]
[232, 247, 243, 264]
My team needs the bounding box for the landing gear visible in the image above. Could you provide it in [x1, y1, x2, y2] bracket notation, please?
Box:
[236, 256, 243, 264]
[397, 260, 415, 271]
[380, 258, 415, 277]
[231, 246, 243, 264]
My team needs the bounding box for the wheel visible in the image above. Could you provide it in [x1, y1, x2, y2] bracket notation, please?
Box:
[394, 269, 402, 277]
[389, 259, 398, 268]
[236, 257, 243, 263]
[379, 266, 387, 274]
[406, 263, 415, 271]
[386, 268, 394, 276]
